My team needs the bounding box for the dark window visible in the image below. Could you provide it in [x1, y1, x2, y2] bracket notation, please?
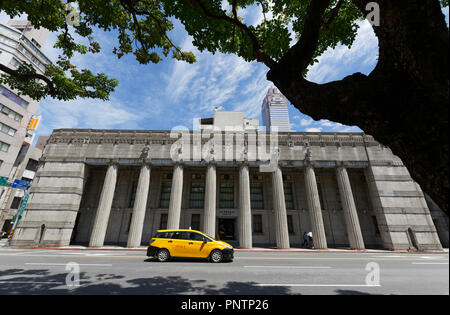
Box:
[253, 214, 263, 234]
[25, 159, 39, 172]
[129, 180, 138, 208]
[250, 182, 264, 209]
[189, 182, 205, 208]
[287, 215, 294, 235]
[159, 213, 168, 229]
[159, 182, 171, 208]
[284, 182, 294, 209]
[11, 197, 22, 209]
[219, 182, 234, 208]
[191, 214, 201, 230]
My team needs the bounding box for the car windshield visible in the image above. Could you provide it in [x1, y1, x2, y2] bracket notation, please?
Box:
[203, 234, 216, 241]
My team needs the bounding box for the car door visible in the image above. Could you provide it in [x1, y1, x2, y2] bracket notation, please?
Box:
[170, 231, 191, 257]
[186, 232, 212, 258]
[156, 231, 176, 254]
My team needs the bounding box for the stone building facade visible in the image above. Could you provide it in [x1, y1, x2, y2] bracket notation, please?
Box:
[8, 128, 446, 251]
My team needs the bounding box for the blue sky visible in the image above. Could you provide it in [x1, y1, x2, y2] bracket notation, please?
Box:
[2, 4, 449, 139]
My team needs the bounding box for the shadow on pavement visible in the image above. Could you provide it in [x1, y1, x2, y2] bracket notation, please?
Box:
[0, 268, 290, 295]
[0, 268, 386, 295]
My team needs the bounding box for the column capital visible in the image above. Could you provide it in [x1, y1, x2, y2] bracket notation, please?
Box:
[335, 160, 345, 168]
[138, 158, 152, 166]
[173, 161, 184, 167]
[305, 161, 317, 168]
[106, 159, 119, 166]
[204, 159, 217, 167]
[238, 161, 250, 169]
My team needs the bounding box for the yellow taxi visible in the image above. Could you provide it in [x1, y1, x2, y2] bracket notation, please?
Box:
[147, 229, 234, 263]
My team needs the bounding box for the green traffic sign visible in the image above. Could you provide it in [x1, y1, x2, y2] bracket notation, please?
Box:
[12, 214, 22, 224]
[13, 195, 30, 224]
[20, 196, 29, 211]
[0, 176, 8, 186]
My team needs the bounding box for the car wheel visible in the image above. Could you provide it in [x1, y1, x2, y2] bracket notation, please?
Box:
[210, 249, 223, 263]
[156, 248, 170, 262]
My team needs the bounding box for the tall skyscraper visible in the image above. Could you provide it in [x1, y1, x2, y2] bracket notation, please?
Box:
[261, 87, 291, 132]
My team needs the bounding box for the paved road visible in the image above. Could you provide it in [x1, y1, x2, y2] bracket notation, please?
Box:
[0, 248, 448, 295]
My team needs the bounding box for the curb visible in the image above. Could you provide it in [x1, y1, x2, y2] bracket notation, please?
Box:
[6, 246, 448, 254]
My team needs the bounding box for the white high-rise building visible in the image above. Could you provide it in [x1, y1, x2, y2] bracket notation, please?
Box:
[0, 20, 51, 228]
[0, 19, 50, 177]
[261, 87, 291, 132]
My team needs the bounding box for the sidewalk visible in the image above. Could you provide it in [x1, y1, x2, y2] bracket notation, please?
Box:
[5, 244, 449, 254]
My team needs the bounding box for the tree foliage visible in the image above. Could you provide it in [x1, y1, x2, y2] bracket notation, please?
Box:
[1, 0, 446, 100]
[0, 1, 448, 212]
[0, 0, 374, 101]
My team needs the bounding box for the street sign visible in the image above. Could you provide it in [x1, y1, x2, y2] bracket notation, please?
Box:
[12, 179, 29, 189]
[13, 195, 29, 224]
[28, 115, 41, 130]
[20, 195, 29, 210]
[0, 176, 8, 186]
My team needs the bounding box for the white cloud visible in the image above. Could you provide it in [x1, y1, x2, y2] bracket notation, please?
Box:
[35, 96, 142, 137]
[306, 20, 378, 84]
[319, 119, 334, 127]
[300, 118, 313, 126]
[305, 127, 322, 132]
[165, 34, 270, 122]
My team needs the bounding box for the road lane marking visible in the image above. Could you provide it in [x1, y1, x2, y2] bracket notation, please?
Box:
[236, 256, 448, 261]
[255, 284, 380, 287]
[0, 281, 62, 285]
[244, 265, 332, 269]
[0, 253, 143, 258]
[372, 255, 412, 258]
[411, 262, 449, 265]
[25, 263, 112, 266]
[54, 252, 127, 256]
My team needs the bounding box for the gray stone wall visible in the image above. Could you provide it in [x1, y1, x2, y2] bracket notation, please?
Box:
[8, 129, 446, 250]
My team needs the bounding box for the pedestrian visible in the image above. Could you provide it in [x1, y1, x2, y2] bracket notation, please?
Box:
[307, 232, 313, 249]
[302, 232, 308, 248]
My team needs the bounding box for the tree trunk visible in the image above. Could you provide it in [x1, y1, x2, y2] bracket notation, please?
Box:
[267, 0, 449, 213]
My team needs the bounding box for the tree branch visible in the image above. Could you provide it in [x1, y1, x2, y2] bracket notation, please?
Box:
[321, 0, 344, 32]
[0, 64, 56, 97]
[267, 0, 331, 82]
[187, 0, 276, 68]
[119, 0, 183, 55]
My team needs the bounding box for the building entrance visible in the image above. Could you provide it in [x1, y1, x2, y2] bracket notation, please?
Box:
[217, 218, 235, 241]
[1, 220, 11, 238]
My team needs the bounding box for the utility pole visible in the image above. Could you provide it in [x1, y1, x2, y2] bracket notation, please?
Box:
[0, 177, 31, 246]
[7, 186, 30, 245]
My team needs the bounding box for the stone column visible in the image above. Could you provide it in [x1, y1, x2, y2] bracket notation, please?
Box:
[304, 165, 327, 249]
[167, 163, 183, 229]
[272, 166, 290, 249]
[239, 164, 252, 249]
[89, 162, 118, 247]
[127, 163, 151, 248]
[203, 163, 216, 238]
[336, 165, 365, 250]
